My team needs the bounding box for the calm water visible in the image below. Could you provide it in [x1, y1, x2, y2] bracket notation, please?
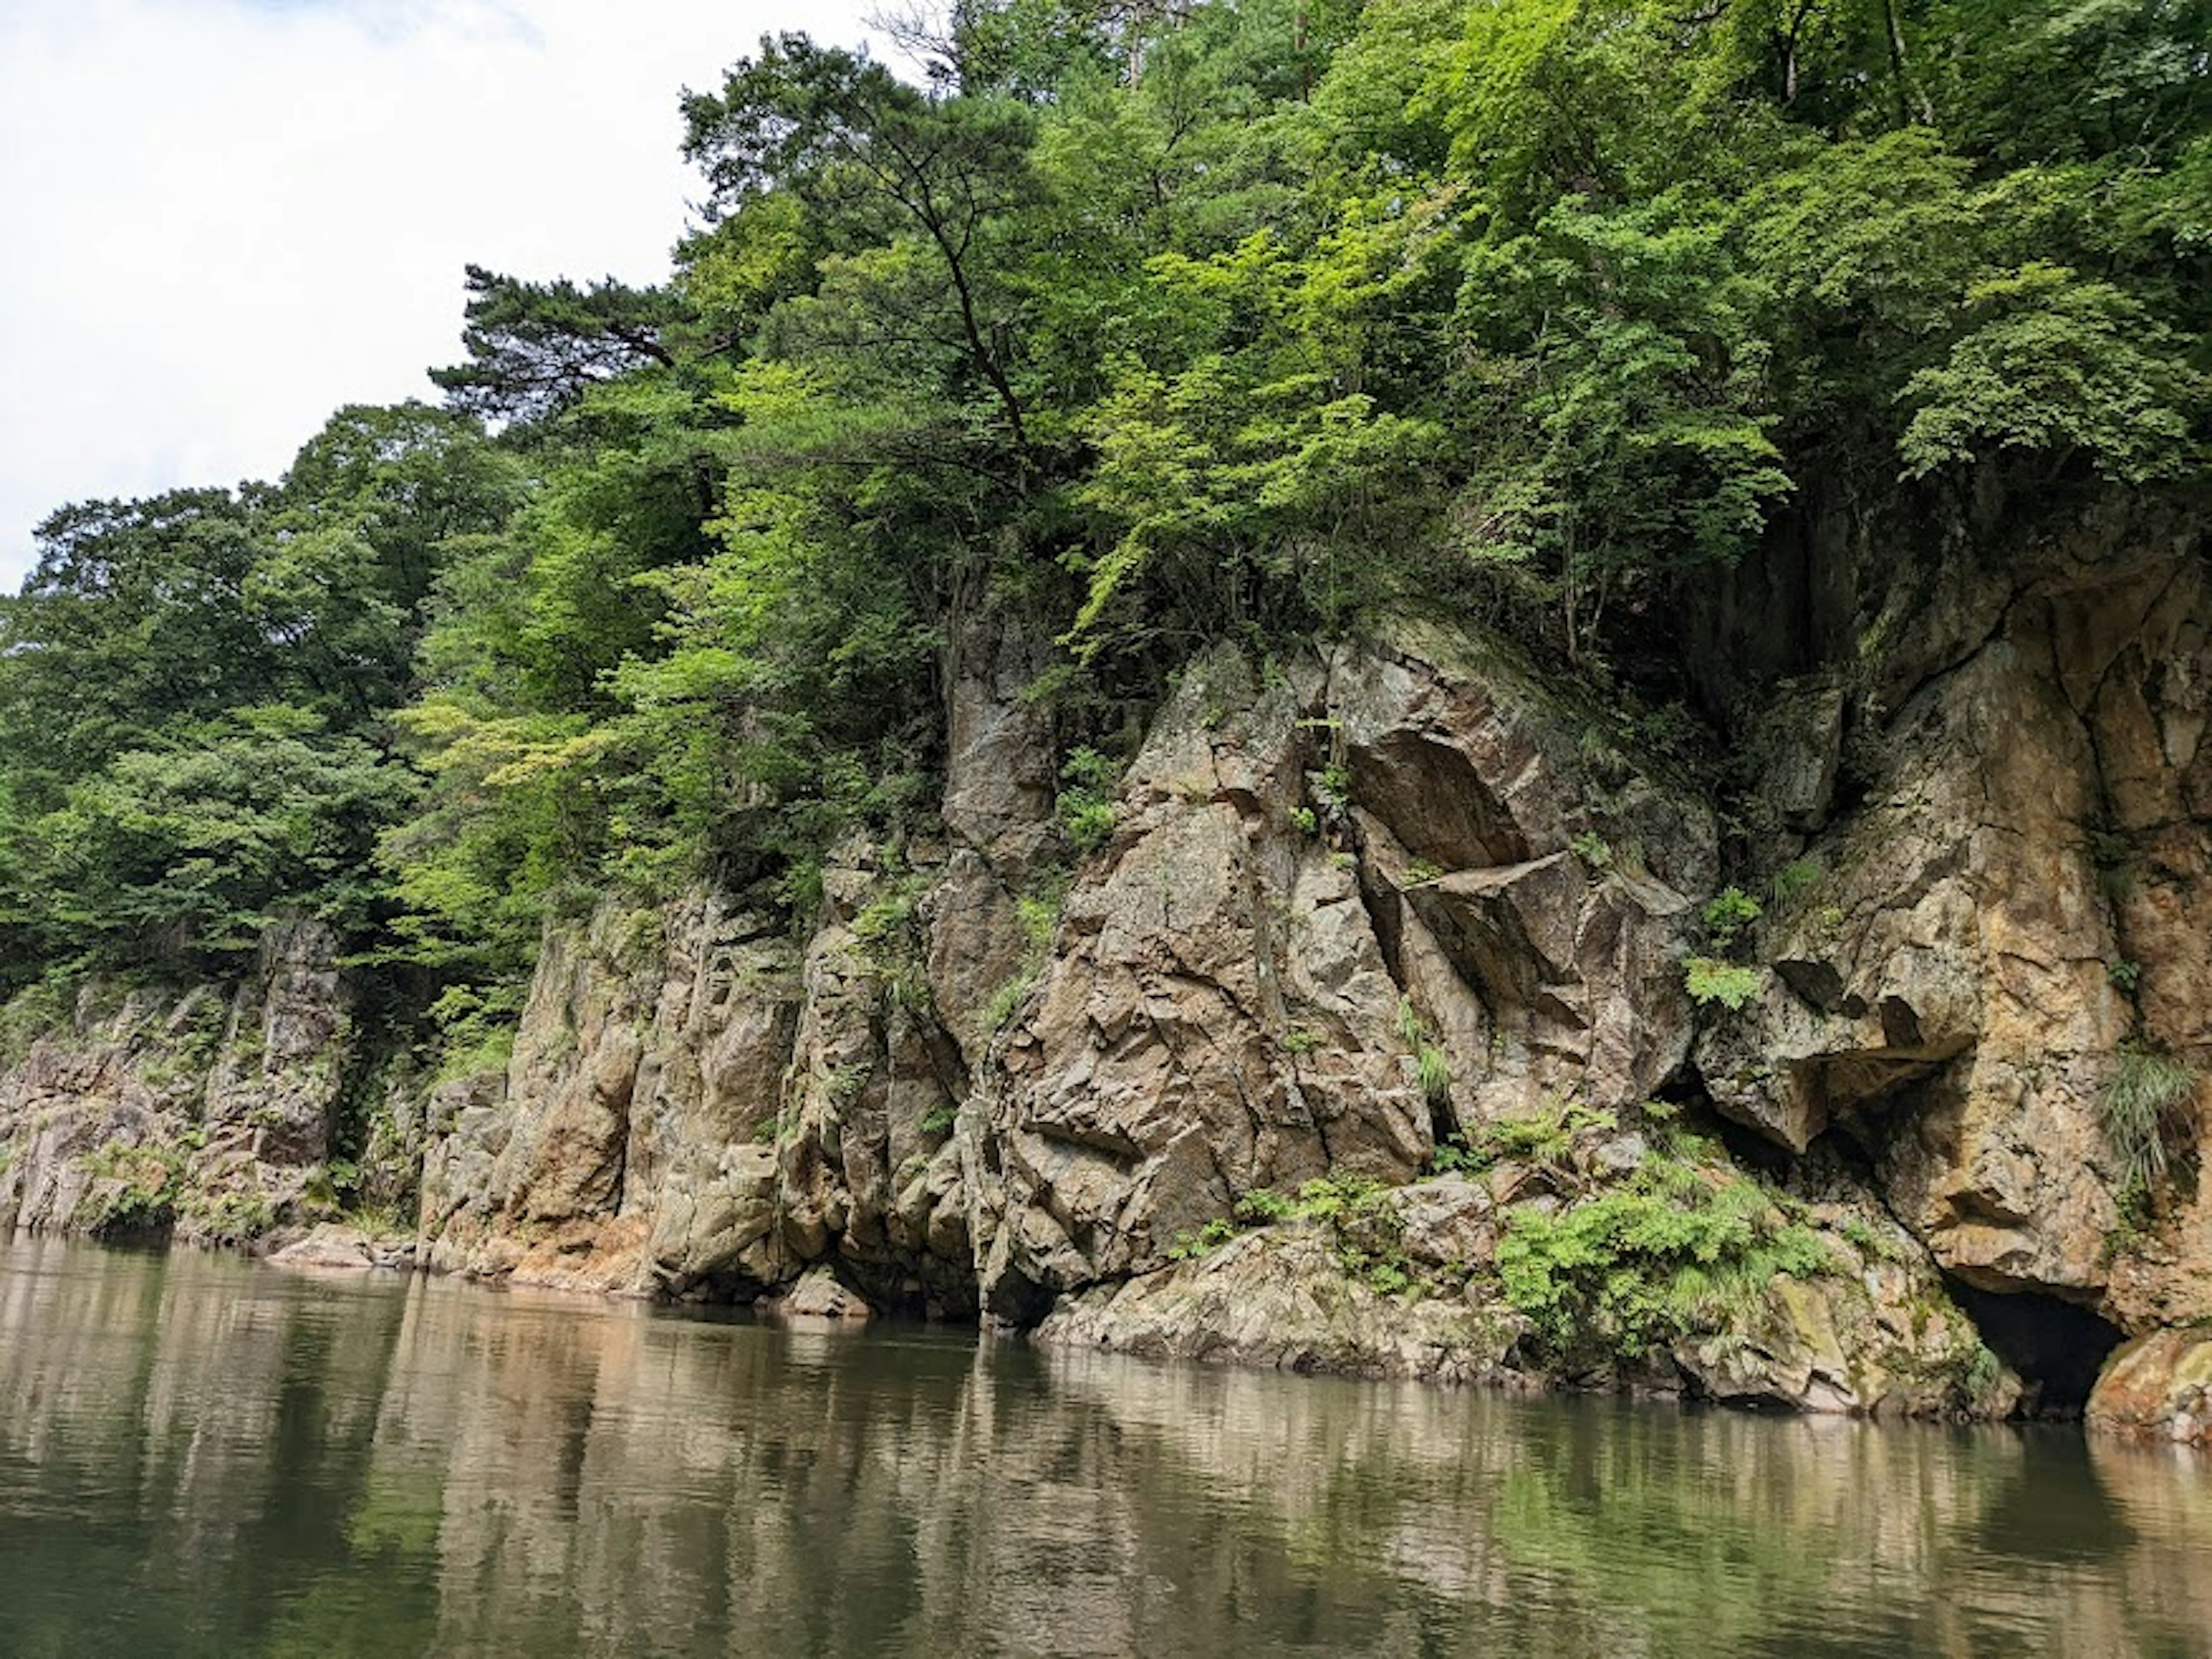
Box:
[1, 1240, 2208, 1659]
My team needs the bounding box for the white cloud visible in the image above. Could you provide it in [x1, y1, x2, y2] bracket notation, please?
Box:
[0, 0, 885, 585]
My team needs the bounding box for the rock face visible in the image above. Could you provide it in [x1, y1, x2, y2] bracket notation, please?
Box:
[1693, 494, 2212, 1340]
[0, 920, 354, 1242]
[10, 494, 2212, 1432]
[1037, 1129, 2016, 1419]
[413, 617, 1053, 1309]
[965, 631, 1718, 1321]
[2088, 1330, 2212, 1445]
[418, 888, 975, 1309]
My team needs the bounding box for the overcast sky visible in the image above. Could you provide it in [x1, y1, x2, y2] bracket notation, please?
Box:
[0, 0, 884, 587]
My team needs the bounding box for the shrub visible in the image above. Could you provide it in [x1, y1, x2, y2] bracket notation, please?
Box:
[1570, 831, 1614, 872]
[1481, 1097, 1611, 1165]
[1058, 747, 1121, 852]
[1498, 1154, 1832, 1366]
[2101, 1040, 2196, 1191]
[1166, 1217, 1238, 1260]
[1684, 956, 1762, 1010]
[78, 1139, 186, 1236]
[1701, 887, 1763, 948]
[1396, 998, 1453, 1107]
[1769, 858, 1821, 906]
[1234, 1187, 1298, 1223]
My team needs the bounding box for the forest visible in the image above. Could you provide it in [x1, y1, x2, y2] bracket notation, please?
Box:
[1, 0, 2202, 1068]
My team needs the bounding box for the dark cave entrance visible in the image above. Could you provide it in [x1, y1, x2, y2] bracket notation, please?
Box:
[1945, 1278, 2126, 1417]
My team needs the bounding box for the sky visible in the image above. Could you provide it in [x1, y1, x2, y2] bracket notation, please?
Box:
[0, 0, 885, 587]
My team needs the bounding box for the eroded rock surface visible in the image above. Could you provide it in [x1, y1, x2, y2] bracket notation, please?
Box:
[2088, 1330, 2212, 1445]
[0, 921, 353, 1242]
[12, 506, 2212, 1434]
[1696, 504, 2212, 1336]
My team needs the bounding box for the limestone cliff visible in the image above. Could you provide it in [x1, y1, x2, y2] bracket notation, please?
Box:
[5, 491, 2209, 1435]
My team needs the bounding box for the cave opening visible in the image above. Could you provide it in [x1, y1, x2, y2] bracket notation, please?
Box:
[1945, 1278, 2126, 1417]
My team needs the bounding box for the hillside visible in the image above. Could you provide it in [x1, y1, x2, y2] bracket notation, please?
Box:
[2, 0, 2208, 1436]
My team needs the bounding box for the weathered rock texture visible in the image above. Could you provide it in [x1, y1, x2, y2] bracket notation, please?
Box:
[411, 616, 1055, 1309]
[416, 887, 975, 1310]
[965, 631, 1721, 1323]
[2089, 1330, 2212, 1445]
[1694, 493, 2212, 1344]
[0, 920, 355, 1243]
[10, 494, 2212, 1432]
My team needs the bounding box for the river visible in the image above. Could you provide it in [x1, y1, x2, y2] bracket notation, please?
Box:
[1, 1238, 2206, 1657]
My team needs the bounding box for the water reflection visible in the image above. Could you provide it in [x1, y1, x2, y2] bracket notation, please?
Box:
[0, 1237, 2206, 1658]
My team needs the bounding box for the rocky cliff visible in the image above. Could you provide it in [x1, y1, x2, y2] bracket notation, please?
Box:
[0, 920, 369, 1245]
[5, 491, 2208, 1437]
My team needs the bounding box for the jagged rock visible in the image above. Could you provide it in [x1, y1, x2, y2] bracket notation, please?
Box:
[1331, 624, 1717, 1127]
[1037, 1166, 2013, 1418]
[1749, 675, 1850, 832]
[424, 896, 808, 1294]
[2088, 1330, 2212, 1445]
[966, 627, 1726, 1321]
[967, 650, 1431, 1319]
[0, 922, 351, 1242]
[1695, 520, 2212, 1330]
[16, 498, 2212, 1434]
[940, 615, 1060, 876]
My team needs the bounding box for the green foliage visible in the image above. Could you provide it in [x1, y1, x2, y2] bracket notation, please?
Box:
[1429, 1138, 1478, 1176]
[1498, 1152, 1832, 1367]
[2101, 1040, 2198, 1191]
[1769, 858, 1822, 906]
[1482, 1098, 1613, 1167]
[431, 264, 688, 426]
[1396, 997, 1453, 1108]
[981, 969, 1037, 1035]
[1570, 831, 1613, 872]
[179, 1187, 278, 1245]
[1056, 747, 1122, 852]
[78, 1139, 186, 1237]
[1685, 957, 1763, 1012]
[1898, 264, 2203, 484]
[1166, 1215, 1241, 1260]
[1701, 887, 1763, 948]
[1234, 1186, 1300, 1224]
[1685, 883, 1764, 1012]
[3, 0, 2203, 1056]
[0, 976, 75, 1069]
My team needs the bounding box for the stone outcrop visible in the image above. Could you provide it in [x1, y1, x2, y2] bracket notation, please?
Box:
[964, 630, 1720, 1321]
[1037, 1120, 2016, 1418]
[415, 889, 974, 1304]
[0, 920, 354, 1243]
[10, 494, 2212, 1433]
[2088, 1329, 2212, 1445]
[413, 615, 1055, 1309]
[1694, 495, 2212, 1344]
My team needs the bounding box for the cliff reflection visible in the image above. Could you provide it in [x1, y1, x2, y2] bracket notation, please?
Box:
[1, 1239, 2207, 1659]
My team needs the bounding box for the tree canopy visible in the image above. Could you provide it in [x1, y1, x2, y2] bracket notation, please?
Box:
[1, 0, 2202, 1029]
